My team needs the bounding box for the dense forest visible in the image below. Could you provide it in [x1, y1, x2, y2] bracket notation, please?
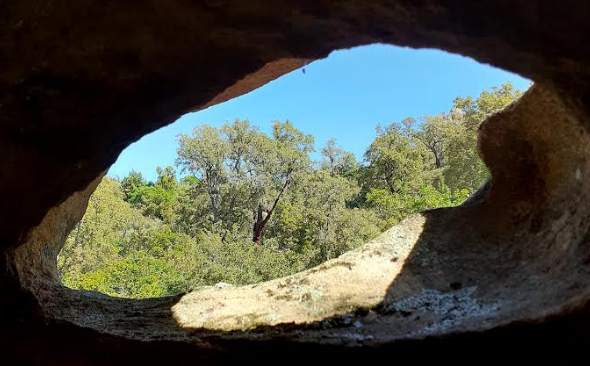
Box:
[58, 83, 522, 298]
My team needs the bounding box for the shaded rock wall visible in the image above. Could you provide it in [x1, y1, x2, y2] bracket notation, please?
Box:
[2, 0, 590, 363]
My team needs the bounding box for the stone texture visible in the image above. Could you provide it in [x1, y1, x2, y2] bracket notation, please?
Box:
[2, 0, 590, 363]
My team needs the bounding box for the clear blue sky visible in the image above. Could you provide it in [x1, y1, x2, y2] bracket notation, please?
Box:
[108, 44, 530, 182]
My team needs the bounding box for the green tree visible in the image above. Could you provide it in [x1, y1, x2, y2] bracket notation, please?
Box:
[415, 114, 448, 170]
[176, 125, 229, 224]
[58, 178, 160, 290]
[176, 119, 314, 245]
[443, 82, 522, 192]
[321, 138, 359, 177]
[363, 123, 429, 195]
[120, 170, 146, 200]
[156, 166, 178, 191]
[124, 166, 178, 224]
[59, 83, 524, 299]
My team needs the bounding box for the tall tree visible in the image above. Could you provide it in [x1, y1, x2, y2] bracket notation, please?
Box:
[321, 138, 359, 177]
[176, 119, 314, 244]
[251, 121, 314, 244]
[155, 166, 178, 191]
[364, 123, 427, 195]
[416, 114, 448, 170]
[121, 170, 146, 200]
[176, 125, 229, 223]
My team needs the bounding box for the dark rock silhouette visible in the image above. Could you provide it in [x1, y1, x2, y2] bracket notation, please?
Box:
[2, 1, 590, 363]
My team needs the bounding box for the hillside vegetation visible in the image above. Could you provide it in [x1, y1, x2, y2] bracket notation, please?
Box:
[58, 83, 522, 298]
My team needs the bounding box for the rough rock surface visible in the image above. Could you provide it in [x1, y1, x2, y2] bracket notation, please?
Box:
[2, 0, 590, 363]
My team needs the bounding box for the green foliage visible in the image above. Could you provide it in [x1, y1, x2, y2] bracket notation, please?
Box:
[365, 185, 469, 230]
[58, 178, 155, 278]
[121, 170, 146, 200]
[443, 83, 522, 191]
[128, 184, 177, 224]
[187, 231, 299, 286]
[59, 84, 523, 299]
[69, 254, 185, 299]
[364, 123, 429, 195]
[321, 138, 359, 177]
[156, 166, 178, 191]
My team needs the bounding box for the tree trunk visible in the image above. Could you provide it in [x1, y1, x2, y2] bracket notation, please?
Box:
[252, 204, 266, 244]
[252, 179, 290, 244]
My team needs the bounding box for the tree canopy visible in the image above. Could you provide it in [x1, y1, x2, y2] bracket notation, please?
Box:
[58, 83, 523, 298]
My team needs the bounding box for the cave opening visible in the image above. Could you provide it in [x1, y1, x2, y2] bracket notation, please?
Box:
[57, 44, 529, 300]
[6, 2, 590, 361]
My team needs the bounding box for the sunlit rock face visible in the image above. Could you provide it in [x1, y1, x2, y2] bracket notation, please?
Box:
[2, 1, 590, 364]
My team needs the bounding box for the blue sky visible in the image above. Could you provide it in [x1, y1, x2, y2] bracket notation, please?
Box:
[108, 44, 531, 182]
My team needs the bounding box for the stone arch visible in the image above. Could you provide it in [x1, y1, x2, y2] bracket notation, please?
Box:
[2, 1, 590, 363]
